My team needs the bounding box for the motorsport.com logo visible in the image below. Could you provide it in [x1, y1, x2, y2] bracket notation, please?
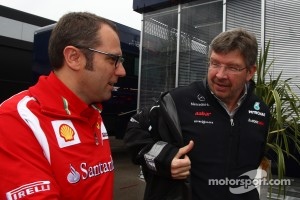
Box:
[208, 169, 292, 194]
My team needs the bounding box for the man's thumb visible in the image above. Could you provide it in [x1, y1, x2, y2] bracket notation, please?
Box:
[176, 140, 194, 158]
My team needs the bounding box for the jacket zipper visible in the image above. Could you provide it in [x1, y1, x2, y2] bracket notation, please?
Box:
[225, 117, 235, 198]
[230, 118, 234, 126]
[94, 132, 99, 145]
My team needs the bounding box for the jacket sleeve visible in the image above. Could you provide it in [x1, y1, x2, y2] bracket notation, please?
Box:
[123, 104, 179, 179]
[258, 100, 271, 166]
[0, 114, 60, 199]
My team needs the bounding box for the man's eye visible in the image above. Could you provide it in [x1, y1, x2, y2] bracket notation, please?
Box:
[108, 56, 117, 63]
[228, 66, 238, 71]
[212, 63, 220, 67]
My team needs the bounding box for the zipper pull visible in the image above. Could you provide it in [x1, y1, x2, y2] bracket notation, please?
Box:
[94, 132, 99, 145]
[230, 118, 234, 126]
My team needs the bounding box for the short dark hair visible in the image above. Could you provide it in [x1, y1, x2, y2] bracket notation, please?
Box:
[208, 28, 258, 68]
[48, 12, 118, 70]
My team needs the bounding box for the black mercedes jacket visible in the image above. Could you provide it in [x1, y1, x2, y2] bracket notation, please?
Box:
[124, 79, 270, 200]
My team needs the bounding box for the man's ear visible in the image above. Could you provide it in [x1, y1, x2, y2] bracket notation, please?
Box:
[247, 65, 257, 81]
[63, 46, 84, 71]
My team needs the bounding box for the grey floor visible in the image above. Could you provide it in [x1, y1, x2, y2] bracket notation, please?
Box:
[267, 178, 300, 200]
[110, 137, 145, 200]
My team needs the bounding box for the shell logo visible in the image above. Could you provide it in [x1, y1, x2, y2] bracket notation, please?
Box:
[59, 124, 75, 142]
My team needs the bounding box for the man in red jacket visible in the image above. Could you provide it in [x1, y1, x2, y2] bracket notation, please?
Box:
[0, 12, 126, 199]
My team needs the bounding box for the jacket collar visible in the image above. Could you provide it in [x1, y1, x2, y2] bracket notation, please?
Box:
[29, 72, 102, 121]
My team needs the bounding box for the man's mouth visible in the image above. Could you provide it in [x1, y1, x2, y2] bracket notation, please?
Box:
[108, 82, 120, 91]
[108, 82, 115, 86]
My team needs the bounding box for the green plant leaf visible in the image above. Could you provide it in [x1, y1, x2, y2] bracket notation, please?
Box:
[255, 40, 300, 198]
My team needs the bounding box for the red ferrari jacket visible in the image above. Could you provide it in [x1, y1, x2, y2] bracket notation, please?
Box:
[0, 72, 114, 200]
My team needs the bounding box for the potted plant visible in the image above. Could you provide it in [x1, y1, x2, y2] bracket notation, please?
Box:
[255, 40, 300, 198]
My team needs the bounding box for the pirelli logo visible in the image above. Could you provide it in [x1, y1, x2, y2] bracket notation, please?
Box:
[6, 181, 50, 200]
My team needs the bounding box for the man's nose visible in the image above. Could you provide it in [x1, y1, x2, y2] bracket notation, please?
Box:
[116, 63, 126, 77]
[215, 66, 228, 77]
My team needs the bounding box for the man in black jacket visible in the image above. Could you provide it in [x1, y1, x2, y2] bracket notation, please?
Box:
[124, 28, 270, 200]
